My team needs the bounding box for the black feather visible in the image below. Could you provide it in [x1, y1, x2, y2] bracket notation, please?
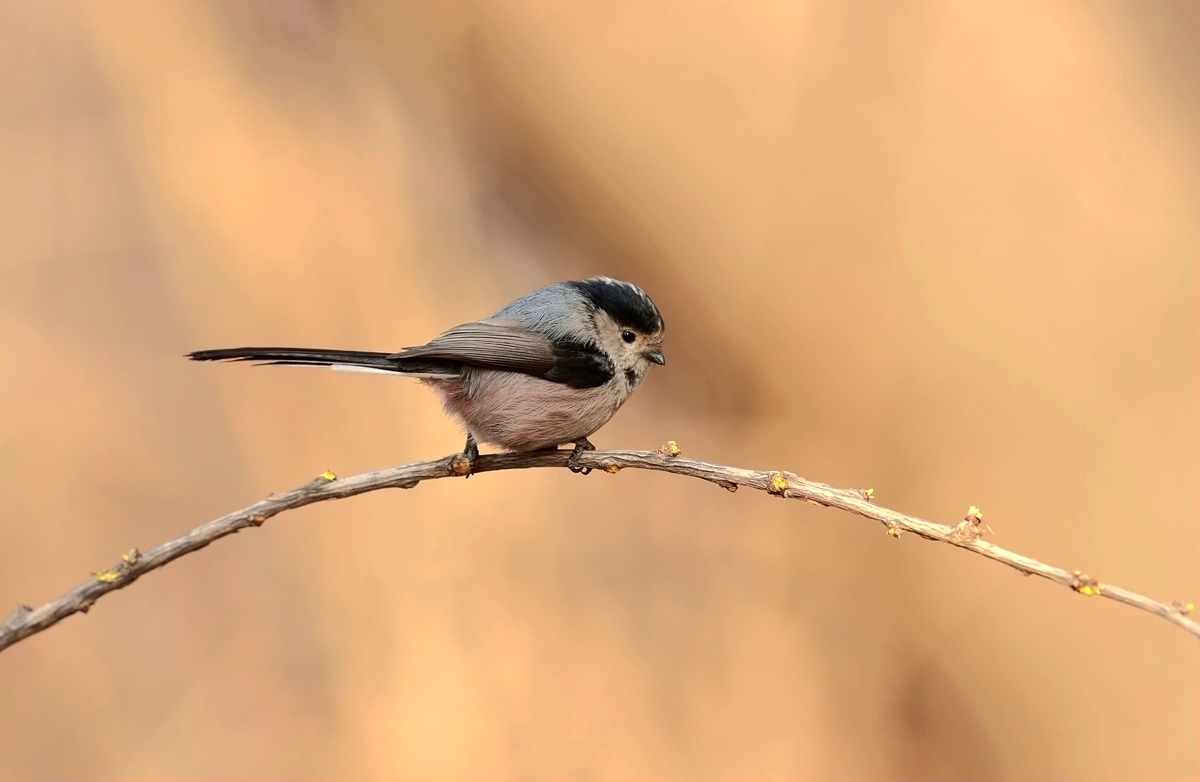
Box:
[187, 347, 399, 371]
[568, 278, 664, 335]
[543, 336, 615, 388]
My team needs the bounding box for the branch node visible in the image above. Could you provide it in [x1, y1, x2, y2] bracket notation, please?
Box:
[950, 522, 980, 542]
[657, 440, 682, 458]
[3, 604, 32, 630]
[1169, 601, 1195, 616]
[449, 454, 472, 476]
[952, 505, 991, 542]
[395, 480, 421, 489]
[885, 521, 902, 538]
[1071, 570, 1102, 596]
[94, 548, 144, 583]
[246, 513, 268, 527]
[600, 461, 622, 474]
[717, 480, 738, 493]
[860, 488, 874, 502]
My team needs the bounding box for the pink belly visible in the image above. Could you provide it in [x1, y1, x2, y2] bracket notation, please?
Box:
[425, 371, 625, 451]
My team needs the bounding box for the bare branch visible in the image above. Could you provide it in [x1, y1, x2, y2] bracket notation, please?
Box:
[2, 443, 1196, 653]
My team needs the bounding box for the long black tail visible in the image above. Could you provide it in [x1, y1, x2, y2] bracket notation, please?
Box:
[187, 347, 399, 371]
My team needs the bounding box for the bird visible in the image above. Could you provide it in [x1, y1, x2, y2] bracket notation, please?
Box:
[187, 276, 666, 474]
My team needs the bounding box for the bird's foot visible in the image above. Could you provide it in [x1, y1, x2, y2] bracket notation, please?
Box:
[452, 434, 480, 477]
[567, 438, 596, 475]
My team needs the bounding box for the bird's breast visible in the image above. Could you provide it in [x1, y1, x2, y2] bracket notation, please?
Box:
[425, 370, 631, 451]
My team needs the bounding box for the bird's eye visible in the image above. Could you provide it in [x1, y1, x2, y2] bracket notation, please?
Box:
[621, 330, 637, 344]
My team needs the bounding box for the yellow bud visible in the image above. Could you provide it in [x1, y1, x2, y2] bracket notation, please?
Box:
[658, 440, 682, 457]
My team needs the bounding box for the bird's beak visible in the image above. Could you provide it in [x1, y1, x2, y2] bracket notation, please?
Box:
[645, 348, 666, 366]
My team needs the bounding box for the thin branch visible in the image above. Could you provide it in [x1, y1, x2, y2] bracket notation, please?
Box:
[2, 444, 1196, 653]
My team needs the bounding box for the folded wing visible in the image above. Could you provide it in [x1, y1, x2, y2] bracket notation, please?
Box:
[390, 319, 614, 388]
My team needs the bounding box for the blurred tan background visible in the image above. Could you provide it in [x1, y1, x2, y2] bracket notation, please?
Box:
[0, 0, 1196, 778]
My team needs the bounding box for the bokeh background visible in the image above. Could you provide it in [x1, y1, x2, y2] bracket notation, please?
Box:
[0, 1, 1196, 779]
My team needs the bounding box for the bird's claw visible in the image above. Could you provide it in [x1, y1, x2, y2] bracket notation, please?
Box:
[567, 438, 596, 475]
[456, 434, 480, 478]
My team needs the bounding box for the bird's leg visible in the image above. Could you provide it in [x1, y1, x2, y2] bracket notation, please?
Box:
[567, 437, 596, 475]
[459, 433, 480, 477]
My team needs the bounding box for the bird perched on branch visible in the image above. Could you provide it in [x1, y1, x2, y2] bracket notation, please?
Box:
[188, 277, 666, 474]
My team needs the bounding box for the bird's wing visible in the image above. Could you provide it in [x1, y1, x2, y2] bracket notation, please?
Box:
[388, 319, 614, 388]
[390, 319, 556, 372]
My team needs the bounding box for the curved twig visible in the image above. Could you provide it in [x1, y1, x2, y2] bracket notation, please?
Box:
[1, 443, 1196, 653]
